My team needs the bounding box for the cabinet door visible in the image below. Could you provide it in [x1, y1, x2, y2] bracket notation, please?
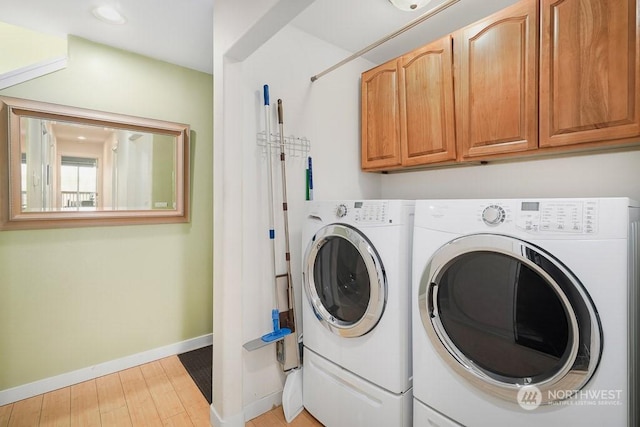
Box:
[540, 0, 640, 147]
[455, 0, 538, 160]
[361, 59, 401, 170]
[399, 35, 456, 166]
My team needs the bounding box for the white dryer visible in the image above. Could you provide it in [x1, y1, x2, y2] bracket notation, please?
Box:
[302, 200, 414, 427]
[412, 198, 639, 427]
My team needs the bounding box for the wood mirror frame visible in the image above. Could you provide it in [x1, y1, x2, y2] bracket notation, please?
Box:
[0, 96, 190, 230]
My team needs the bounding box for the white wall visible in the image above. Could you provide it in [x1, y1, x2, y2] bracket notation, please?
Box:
[213, 1, 279, 423]
[239, 23, 380, 405]
[213, 3, 380, 424]
[380, 150, 640, 201]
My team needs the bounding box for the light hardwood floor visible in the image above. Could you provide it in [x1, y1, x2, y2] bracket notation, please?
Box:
[0, 355, 322, 427]
[247, 406, 321, 427]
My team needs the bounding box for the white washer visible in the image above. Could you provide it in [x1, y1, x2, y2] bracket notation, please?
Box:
[412, 198, 639, 427]
[302, 200, 414, 427]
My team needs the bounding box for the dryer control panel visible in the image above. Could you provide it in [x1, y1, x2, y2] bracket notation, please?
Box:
[515, 200, 598, 234]
[416, 198, 629, 239]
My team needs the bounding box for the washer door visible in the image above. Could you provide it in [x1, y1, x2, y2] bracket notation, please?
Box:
[418, 234, 602, 404]
[304, 223, 386, 338]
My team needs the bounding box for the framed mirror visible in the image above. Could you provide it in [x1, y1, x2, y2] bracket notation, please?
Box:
[0, 96, 190, 230]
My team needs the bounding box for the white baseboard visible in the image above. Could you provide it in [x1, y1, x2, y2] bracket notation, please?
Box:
[0, 333, 212, 406]
[0, 56, 68, 90]
[210, 404, 244, 427]
[243, 389, 283, 421]
[209, 389, 282, 427]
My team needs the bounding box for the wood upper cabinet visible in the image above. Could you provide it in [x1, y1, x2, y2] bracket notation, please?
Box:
[539, 0, 640, 148]
[361, 59, 401, 170]
[361, 0, 640, 172]
[455, 0, 538, 160]
[399, 35, 456, 166]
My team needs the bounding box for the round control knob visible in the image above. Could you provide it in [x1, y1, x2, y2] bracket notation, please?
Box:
[336, 204, 348, 218]
[482, 205, 505, 225]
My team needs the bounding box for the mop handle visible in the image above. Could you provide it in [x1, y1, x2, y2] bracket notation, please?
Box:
[264, 85, 279, 309]
[264, 86, 276, 239]
[277, 99, 296, 328]
[277, 99, 290, 258]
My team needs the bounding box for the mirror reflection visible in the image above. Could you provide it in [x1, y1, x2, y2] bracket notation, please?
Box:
[20, 117, 177, 212]
[1, 96, 190, 230]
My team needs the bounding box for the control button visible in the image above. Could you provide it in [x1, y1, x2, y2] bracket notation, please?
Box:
[482, 205, 506, 226]
[336, 204, 348, 218]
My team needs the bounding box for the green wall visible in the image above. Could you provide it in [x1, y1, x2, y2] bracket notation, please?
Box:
[0, 22, 67, 75]
[0, 36, 213, 390]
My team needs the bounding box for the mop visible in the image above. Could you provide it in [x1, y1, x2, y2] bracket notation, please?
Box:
[275, 98, 303, 422]
[242, 88, 302, 422]
[261, 86, 292, 344]
[243, 86, 291, 351]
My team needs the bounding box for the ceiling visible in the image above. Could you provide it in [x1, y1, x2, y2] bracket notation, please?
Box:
[1, 0, 214, 74]
[51, 122, 113, 145]
[291, 0, 520, 67]
[1, 0, 519, 76]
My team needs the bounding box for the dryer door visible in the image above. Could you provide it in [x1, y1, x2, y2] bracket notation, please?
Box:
[418, 234, 602, 405]
[304, 223, 386, 338]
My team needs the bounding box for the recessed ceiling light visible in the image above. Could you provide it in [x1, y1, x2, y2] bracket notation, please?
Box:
[77, 136, 87, 140]
[388, 0, 433, 11]
[92, 5, 127, 24]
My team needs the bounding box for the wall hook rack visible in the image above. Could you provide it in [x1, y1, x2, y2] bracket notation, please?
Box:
[257, 131, 310, 158]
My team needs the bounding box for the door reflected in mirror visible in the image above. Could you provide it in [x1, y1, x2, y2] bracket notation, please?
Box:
[1, 96, 190, 230]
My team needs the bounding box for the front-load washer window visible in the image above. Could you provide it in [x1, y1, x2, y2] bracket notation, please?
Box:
[304, 224, 386, 337]
[313, 236, 370, 323]
[419, 234, 602, 404]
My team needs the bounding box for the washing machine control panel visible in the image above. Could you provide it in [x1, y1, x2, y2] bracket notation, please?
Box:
[336, 201, 389, 223]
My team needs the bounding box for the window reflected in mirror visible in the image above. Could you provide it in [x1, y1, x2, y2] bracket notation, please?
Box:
[1, 96, 190, 230]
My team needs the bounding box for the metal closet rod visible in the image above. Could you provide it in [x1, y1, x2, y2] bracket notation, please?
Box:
[310, 0, 460, 82]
